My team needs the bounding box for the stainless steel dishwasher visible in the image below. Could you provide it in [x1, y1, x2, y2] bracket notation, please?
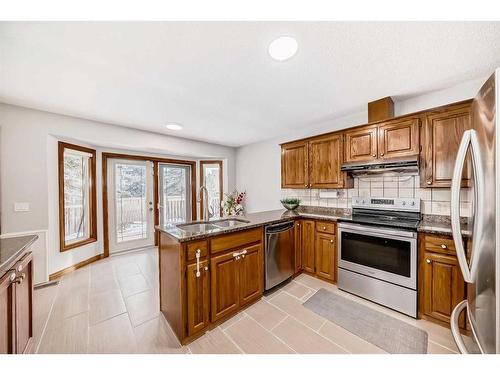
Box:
[265, 221, 295, 291]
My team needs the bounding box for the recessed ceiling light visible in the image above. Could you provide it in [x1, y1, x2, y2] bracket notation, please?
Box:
[268, 36, 298, 61]
[165, 123, 183, 131]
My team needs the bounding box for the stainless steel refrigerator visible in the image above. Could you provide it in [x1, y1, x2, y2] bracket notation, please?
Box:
[450, 69, 499, 354]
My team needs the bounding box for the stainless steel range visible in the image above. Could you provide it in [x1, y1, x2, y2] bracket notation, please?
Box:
[337, 197, 421, 318]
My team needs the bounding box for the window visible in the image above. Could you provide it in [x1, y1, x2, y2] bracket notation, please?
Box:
[58, 142, 97, 251]
[200, 160, 223, 218]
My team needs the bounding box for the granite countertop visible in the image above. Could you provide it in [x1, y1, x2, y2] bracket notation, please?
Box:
[417, 215, 472, 237]
[156, 205, 470, 242]
[0, 235, 38, 274]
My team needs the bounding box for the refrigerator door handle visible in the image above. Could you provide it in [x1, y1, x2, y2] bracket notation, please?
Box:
[451, 300, 470, 354]
[451, 129, 484, 283]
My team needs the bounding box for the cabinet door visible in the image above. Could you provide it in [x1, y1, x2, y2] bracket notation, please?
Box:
[344, 126, 378, 163]
[301, 220, 316, 273]
[15, 253, 33, 354]
[0, 270, 16, 354]
[239, 244, 263, 306]
[210, 251, 239, 322]
[281, 140, 309, 188]
[378, 118, 419, 159]
[294, 221, 302, 274]
[309, 134, 344, 188]
[315, 232, 336, 281]
[186, 259, 210, 336]
[421, 104, 472, 187]
[422, 251, 465, 328]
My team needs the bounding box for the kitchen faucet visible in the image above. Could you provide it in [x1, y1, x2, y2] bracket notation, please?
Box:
[198, 185, 211, 222]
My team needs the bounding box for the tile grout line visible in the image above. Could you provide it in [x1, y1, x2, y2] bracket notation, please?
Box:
[217, 326, 245, 354]
[220, 312, 246, 332]
[428, 339, 459, 354]
[268, 313, 291, 332]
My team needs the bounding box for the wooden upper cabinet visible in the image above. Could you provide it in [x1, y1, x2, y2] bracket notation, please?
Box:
[344, 125, 378, 163]
[378, 118, 419, 159]
[421, 103, 472, 188]
[238, 244, 262, 306]
[186, 260, 210, 336]
[309, 134, 345, 188]
[281, 140, 309, 188]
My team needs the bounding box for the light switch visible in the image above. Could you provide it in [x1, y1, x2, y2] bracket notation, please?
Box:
[14, 202, 30, 212]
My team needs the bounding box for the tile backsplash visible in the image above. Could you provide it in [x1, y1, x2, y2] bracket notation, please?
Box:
[281, 173, 472, 217]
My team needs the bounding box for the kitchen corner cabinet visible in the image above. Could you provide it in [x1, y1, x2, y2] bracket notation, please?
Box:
[0, 252, 34, 354]
[420, 103, 472, 188]
[281, 133, 352, 189]
[419, 233, 467, 330]
[344, 118, 419, 163]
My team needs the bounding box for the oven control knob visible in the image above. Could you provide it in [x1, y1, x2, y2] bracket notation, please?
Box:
[402, 201, 406, 206]
[362, 200, 365, 204]
[410, 201, 415, 206]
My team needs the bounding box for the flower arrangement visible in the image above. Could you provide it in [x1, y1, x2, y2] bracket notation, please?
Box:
[222, 190, 246, 216]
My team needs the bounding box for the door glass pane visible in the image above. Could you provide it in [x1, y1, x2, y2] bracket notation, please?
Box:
[159, 164, 191, 225]
[341, 232, 411, 277]
[114, 163, 147, 242]
[202, 163, 221, 217]
[63, 150, 91, 245]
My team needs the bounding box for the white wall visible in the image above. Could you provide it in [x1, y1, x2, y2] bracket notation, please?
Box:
[0, 103, 236, 278]
[236, 76, 487, 213]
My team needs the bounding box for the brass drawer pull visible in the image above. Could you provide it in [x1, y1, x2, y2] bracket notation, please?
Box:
[15, 272, 26, 284]
[441, 244, 447, 249]
[426, 259, 432, 264]
[322, 226, 326, 230]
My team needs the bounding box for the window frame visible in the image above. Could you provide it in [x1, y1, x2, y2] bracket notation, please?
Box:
[199, 160, 224, 218]
[58, 141, 97, 252]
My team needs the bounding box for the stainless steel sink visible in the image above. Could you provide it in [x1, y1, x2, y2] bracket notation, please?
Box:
[176, 222, 220, 233]
[176, 218, 250, 233]
[212, 219, 250, 228]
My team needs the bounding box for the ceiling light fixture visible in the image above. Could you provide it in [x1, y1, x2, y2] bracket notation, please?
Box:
[165, 123, 183, 131]
[268, 36, 298, 61]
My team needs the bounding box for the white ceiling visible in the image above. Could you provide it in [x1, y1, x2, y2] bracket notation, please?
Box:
[1, 22, 499, 147]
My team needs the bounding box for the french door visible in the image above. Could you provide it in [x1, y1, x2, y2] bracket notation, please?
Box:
[108, 159, 155, 254]
[158, 163, 192, 225]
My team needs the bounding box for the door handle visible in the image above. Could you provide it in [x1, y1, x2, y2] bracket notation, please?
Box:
[195, 249, 201, 278]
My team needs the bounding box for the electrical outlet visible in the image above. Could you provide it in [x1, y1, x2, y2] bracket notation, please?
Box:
[14, 202, 30, 212]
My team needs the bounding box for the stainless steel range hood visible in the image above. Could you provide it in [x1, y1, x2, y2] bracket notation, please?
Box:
[341, 155, 419, 175]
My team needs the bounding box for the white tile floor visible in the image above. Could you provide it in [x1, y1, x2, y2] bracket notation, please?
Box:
[33, 247, 466, 354]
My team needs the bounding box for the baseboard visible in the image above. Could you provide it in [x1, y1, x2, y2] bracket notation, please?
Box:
[49, 254, 103, 280]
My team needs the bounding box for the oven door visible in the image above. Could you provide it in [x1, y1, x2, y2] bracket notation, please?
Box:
[338, 222, 417, 290]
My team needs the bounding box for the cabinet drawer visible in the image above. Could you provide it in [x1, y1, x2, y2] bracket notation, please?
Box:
[424, 235, 456, 255]
[315, 221, 336, 235]
[210, 228, 263, 254]
[186, 240, 208, 262]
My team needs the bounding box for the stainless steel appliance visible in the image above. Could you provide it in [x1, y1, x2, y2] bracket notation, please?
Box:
[341, 155, 419, 175]
[338, 197, 421, 317]
[450, 70, 500, 354]
[265, 221, 294, 291]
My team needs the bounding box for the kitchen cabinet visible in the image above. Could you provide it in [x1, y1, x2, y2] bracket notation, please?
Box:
[294, 221, 302, 274]
[344, 119, 419, 163]
[281, 133, 352, 189]
[315, 232, 336, 281]
[0, 251, 34, 354]
[378, 118, 419, 159]
[421, 103, 472, 188]
[281, 140, 309, 188]
[419, 233, 467, 329]
[210, 251, 240, 322]
[300, 220, 316, 273]
[186, 260, 210, 336]
[344, 125, 378, 163]
[238, 244, 262, 306]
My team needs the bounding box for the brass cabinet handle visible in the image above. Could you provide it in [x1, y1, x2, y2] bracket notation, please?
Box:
[17, 264, 23, 272]
[380, 152, 384, 156]
[322, 226, 326, 230]
[304, 184, 308, 187]
[330, 239, 334, 243]
[204, 266, 209, 271]
[372, 154, 376, 157]
[15, 272, 26, 284]
[441, 244, 447, 249]
[426, 259, 432, 264]
[9, 272, 16, 284]
[426, 180, 432, 185]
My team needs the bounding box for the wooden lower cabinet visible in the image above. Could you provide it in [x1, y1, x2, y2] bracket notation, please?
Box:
[0, 251, 34, 354]
[315, 232, 336, 281]
[419, 234, 467, 329]
[294, 221, 302, 274]
[210, 242, 263, 323]
[186, 260, 210, 336]
[301, 220, 316, 273]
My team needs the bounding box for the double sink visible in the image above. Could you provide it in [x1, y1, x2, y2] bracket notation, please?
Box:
[176, 218, 250, 234]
